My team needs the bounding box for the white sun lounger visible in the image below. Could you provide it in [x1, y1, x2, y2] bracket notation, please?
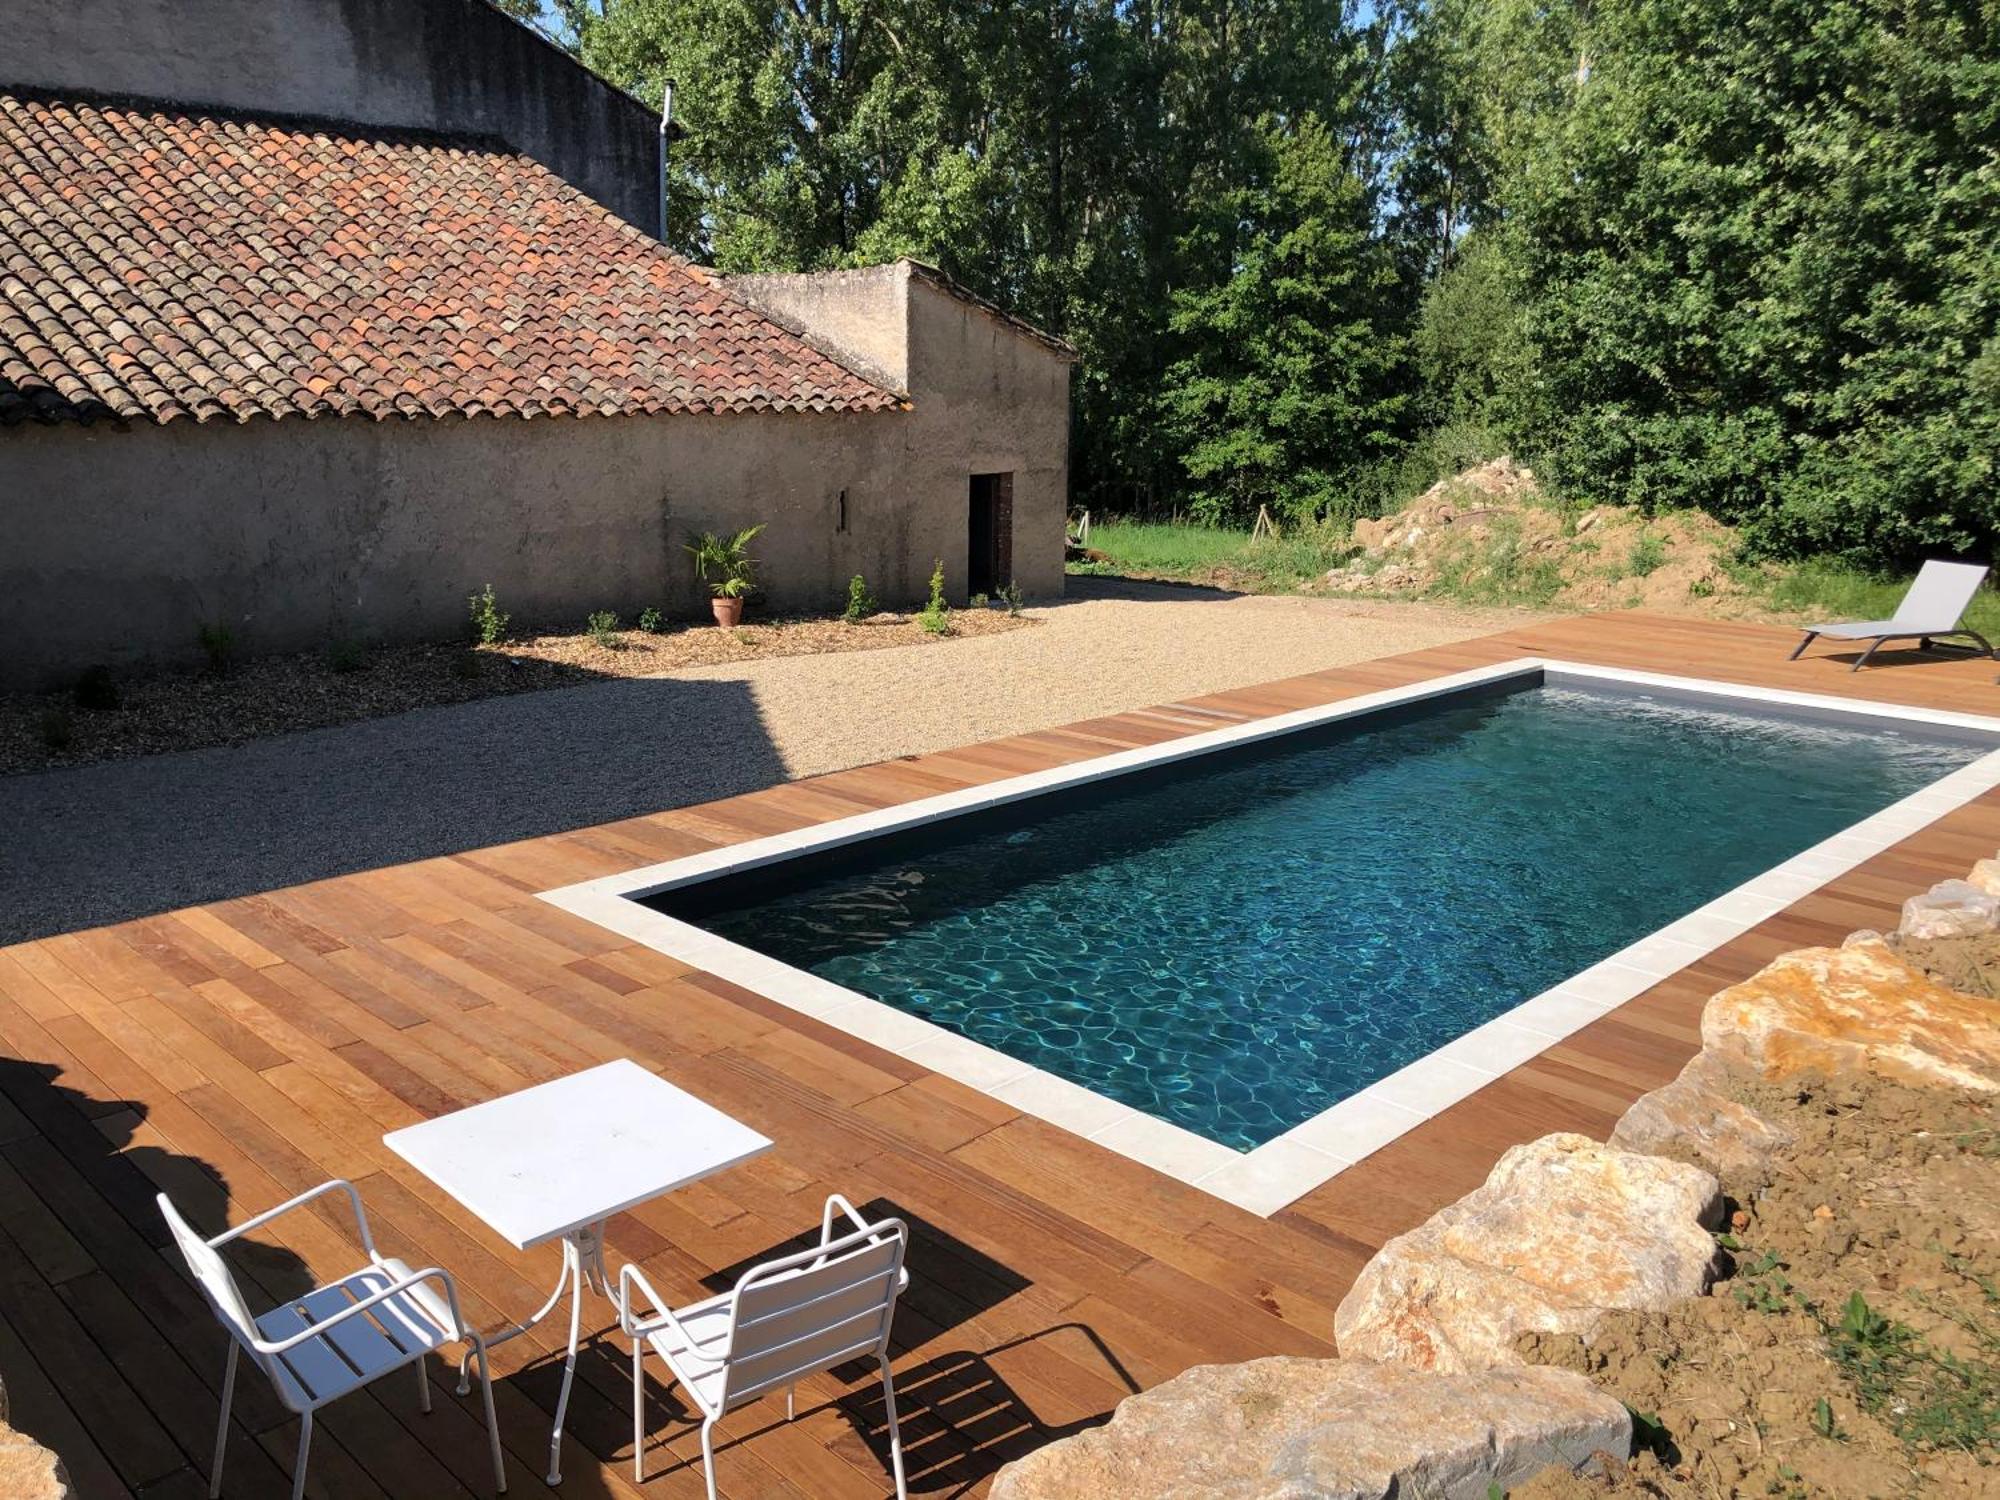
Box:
[1788, 560, 1993, 671]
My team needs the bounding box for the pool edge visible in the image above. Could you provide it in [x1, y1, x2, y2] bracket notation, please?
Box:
[538, 657, 2000, 1218]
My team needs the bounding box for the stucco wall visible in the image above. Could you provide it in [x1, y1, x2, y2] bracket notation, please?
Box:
[6, 0, 659, 230]
[727, 262, 1073, 605]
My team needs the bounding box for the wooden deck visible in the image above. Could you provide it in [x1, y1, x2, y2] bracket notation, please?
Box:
[5, 611, 2000, 1500]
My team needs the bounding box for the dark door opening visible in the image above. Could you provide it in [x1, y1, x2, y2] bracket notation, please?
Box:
[968, 471, 1013, 597]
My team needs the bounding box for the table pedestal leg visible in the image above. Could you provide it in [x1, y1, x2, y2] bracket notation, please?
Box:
[455, 1221, 611, 1486]
[545, 1224, 609, 1485]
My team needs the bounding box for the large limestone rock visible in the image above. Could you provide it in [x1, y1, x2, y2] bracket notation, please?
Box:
[1897, 879, 2000, 940]
[1703, 938, 2000, 1094]
[0, 1376, 72, 1500]
[1964, 857, 2000, 899]
[987, 1357, 1629, 1500]
[1609, 1048, 1795, 1191]
[1334, 1134, 1723, 1374]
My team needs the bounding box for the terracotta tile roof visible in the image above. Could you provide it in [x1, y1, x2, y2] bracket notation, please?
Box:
[0, 92, 903, 425]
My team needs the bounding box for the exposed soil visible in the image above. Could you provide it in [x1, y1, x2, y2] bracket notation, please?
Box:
[0, 607, 1027, 776]
[1322, 458, 1771, 617]
[1515, 1060, 1999, 1498]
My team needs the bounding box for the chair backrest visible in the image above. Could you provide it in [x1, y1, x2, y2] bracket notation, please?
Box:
[159, 1193, 266, 1361]
[719, 1212, 908, 1410]
[1892, 560, 1988, 627]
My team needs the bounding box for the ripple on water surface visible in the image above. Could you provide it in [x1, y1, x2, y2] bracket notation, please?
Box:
[662, 686, 1983, 1148]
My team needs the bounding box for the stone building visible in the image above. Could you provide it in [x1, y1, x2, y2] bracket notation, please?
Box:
[0, 0, 1072, 688]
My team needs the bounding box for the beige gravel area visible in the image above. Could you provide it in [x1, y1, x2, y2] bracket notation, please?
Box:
[670, 577, 1559, 780]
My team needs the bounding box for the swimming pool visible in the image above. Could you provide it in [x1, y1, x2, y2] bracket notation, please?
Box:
[542, 660, 2000, 1210]
[651, 679, 1983, 1147]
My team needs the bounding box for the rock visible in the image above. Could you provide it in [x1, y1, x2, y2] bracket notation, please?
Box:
[987, 1357, 1629, 1500]
[1334, 1134, 1723, 1374]
[1898, 879, 2000, 940]
[1702, 938, 2000, 1094]
[0, 1377, 70, 1500]
[1967, 857, 2000, 899]
[1610, 1049, 1795, 1191]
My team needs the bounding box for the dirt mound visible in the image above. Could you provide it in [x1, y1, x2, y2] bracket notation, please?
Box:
[1513, 1060, 1998, 1498]
[1325, 459, 1762, 614]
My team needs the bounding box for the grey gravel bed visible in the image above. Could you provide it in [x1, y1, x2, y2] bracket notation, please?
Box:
[0, 579, 1549, 944]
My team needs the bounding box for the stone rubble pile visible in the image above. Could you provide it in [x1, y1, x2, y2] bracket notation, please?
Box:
[990, 851, 2000, 1499]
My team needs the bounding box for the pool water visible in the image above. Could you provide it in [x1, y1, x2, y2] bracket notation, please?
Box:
[656, 685, 1983, 1149]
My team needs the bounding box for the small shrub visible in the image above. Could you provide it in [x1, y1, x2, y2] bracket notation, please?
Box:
[1000, 582, 1025, 615]
[844, 573, 878, 623]
[637, 607, 665, 634]
[687, 525, 765, 599]
[1627, 530, 1669, 578]
[73, 664, 120, 711]
[39, 707, 74, 752]
[586, 610, 621, 649]
[468, 584, 509, 645]
[325, 638, 367, 674]
[917, 560, 953, 635]
[196, 620, 236, 676]
[969, 592, 989, 609]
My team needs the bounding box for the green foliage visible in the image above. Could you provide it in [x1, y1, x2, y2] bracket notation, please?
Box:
[1157, 113, 1412, 526]
[72, 664, 119, 711]
[1626, 531, 1668, 578]
[844, 574, 878, 624]
[917, 560, 953, 635]
[468, 584, 509, 646]
[638, 607, 666, 634]
[1077, 518, 1357, 592]
[1500, 0, 2000, 565]
[1000, 582, 1025, 615]
[687, 525, 765, 599]
[1427, 515, 1565, 606]
[196, 620, 236, 676]
[586, 611, 622, 649]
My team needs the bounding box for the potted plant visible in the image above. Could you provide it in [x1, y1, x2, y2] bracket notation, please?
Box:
[686, 524, 764, 627]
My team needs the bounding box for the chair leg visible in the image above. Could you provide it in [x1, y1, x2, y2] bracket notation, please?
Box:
[699, 1416, 720, 1500]
[1851, 636, 1887, 671]
[471, 1339, 507, 1494]
[290, 1411, 314, 1500]
[209, 1344, 239, 1500]
[878, 1355, 908, 1500]
[417, 1353, 433, 1414]
[1788, 629, 1817, 661]
[786, 1384, 795, 1421]
[632, 1340, 646, 1483]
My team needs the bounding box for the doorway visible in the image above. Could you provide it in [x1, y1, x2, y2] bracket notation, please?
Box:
[968, 471, 1013, 597]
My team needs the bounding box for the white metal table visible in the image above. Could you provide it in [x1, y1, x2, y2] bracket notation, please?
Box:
[383, 1058, 773, 1484]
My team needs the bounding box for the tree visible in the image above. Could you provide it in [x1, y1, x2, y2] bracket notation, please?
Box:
[1157, 114, 1411, 524]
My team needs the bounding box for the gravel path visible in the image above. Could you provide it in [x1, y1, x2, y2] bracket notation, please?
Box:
[0, 579, 1552, 943]
[676, 579, 1550, 779]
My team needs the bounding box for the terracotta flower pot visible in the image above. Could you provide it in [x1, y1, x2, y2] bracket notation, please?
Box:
[711, 596, 745, 628]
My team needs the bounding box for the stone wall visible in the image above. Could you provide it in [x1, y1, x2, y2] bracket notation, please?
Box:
[6, 0, 660, 230]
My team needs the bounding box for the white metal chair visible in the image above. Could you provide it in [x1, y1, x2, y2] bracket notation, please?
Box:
[159, 1179, 506, 1500]
[619, 1194, 910, 1499]
[1789, 559, 1993, 670]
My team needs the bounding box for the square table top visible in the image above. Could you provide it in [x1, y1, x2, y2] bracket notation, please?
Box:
[383, 1059, 773, 1250]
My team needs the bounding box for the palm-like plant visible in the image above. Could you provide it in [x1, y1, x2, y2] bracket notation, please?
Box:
[686, 524, 765, 598]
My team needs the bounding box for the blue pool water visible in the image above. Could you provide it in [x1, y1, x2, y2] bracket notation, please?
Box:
[656, 683, 1985, 1148]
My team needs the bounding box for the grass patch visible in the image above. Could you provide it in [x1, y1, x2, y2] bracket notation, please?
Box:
[1758, 558, 2000, 638]
[1427, 516, 1565, 607]
[1074, 519, 1353, 592]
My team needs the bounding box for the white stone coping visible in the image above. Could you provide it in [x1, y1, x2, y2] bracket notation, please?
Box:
[539, 658, 2000, 1217]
